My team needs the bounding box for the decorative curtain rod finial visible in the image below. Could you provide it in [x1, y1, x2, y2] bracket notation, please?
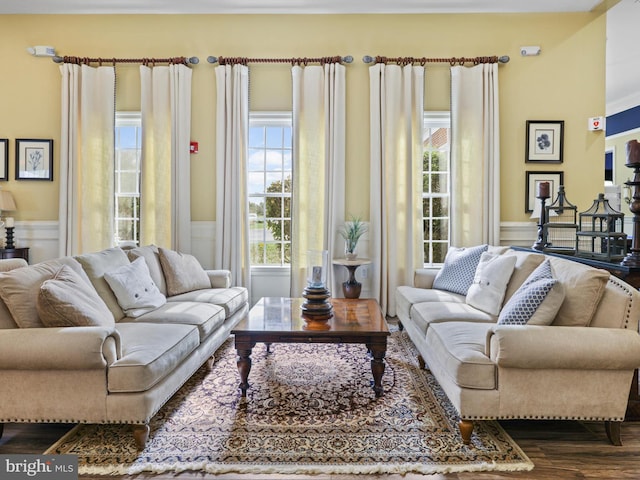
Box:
[342, 55, 354, 64]
[362, 55, 375, 64]
[207, 56, 219, 64]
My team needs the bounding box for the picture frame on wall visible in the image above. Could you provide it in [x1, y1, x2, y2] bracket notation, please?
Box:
[15, 139, 53, 181]
[0, 139, 8, 181]
[525, 120, 564, 163]
[525, 170, 564, 213]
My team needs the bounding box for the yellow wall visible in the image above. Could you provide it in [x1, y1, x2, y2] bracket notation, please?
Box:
[0, 12, 606, 223]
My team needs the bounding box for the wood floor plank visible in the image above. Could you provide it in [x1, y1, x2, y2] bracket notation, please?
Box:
[3, 419, 640, 479]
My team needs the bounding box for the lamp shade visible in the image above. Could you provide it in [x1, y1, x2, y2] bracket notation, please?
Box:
[0, 191, 16, 212]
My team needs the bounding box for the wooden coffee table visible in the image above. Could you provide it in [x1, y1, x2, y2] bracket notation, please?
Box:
[231, 297, 390, 397]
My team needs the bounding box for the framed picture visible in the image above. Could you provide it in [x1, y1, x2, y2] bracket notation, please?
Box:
[15, 139, 53, 181]
[0, 139, 8, 181]
[525, 171, 564, 213]
[525, 120, 564, 163]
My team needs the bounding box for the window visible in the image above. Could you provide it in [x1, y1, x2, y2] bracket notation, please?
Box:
[422, 112, 451, 265]
[248, 112, 293, 266]
[114, 112, 142, 247]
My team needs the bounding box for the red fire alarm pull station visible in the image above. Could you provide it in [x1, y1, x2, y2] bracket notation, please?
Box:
[190, 141, 199, 154]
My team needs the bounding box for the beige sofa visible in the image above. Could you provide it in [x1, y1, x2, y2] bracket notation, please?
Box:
[396, 246, 640, 445]
[0, 245, 248, 449]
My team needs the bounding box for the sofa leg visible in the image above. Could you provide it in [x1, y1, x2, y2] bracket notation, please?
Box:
[459, 420, 474, 444]
[605, 420, 623, 446]
[417, 355, 426, 370]
[133, 424, 150, 450]
[398, 321, 404, 331]
[206, 355, 215, 371]
[0, 423, 3, 440]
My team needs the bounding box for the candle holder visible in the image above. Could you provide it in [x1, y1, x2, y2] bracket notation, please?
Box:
[5, 226, 15, 249]
[532, 183, 550, 251]
[301, 250, 333, 328]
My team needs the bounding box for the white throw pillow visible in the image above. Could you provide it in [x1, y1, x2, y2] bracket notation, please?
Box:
[104, 257, 166, 318]
[433, 244, 488, 295]
[498, 259, 565, 326]
[466, 252, 517, 316]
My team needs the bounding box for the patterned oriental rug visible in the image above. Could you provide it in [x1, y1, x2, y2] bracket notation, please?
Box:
[46, 325, 533, 476]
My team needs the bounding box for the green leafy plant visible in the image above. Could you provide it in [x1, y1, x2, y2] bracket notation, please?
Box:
[338, 215, 368, 255]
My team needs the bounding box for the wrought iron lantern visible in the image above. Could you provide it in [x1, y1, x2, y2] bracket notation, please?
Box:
[543, 185, 578, 255]
[576, 193, 627, 262]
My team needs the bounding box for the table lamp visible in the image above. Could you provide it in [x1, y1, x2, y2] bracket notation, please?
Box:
[0, 190, 17, 249]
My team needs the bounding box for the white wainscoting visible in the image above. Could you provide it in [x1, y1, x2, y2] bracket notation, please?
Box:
[13, 220, 543, 298]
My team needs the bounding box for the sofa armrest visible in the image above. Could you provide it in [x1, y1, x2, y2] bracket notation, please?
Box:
[487, 325, 640, 370]
[0, 326, 120, 370]
[205, 269, 232, 288]
[414, 268, 439, 289]
[0, 258, 28, 272]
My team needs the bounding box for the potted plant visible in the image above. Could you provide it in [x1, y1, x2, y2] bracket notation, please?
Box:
[338, 215, 367, 260]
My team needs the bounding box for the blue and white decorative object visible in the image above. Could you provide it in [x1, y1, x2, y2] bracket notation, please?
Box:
[301, 250, 333, 325]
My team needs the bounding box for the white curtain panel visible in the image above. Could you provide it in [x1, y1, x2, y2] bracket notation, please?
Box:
[59, 64, 115, 256]
[140, 64, 193, 251]
[450, 63, 500, 246]
[290, 63, 346, 297]
[214, 64, 251, 290]
[369, 63, 425, 316]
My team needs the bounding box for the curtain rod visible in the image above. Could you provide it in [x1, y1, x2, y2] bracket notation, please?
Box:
[207, 55, 353, 66]
[362, 55, 510, 65]
[52, 56, 200, 66]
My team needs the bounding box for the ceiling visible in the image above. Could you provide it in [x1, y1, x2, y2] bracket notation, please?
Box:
[1, 0, 634, 116]
[0, 0, 606, 14]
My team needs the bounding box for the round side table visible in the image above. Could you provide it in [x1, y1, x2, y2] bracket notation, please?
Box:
[332, 258, 372, 299]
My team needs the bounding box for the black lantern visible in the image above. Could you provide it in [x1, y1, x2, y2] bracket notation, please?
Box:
[543, 185, 578, 255]
[576, 193, 627, 262]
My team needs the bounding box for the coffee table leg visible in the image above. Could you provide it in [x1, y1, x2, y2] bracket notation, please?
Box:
[235, 337, 256, 397]
[368, 340, 387, 397]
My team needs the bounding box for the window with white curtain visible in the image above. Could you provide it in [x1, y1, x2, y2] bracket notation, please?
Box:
[422, 111, 451, 265]
[114, 112, 142, 247]
[248, 112, 293, 266]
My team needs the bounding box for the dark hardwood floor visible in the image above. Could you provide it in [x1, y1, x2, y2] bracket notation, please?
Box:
[1, 419, 639, 479]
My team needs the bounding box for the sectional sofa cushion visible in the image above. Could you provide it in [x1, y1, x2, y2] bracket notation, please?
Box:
[433, 244, 488, 295]
[104, 257, 166, 318]
[159, 248, 211, 296]
[501, 250, 546, 305]
[75, 248, 131, 321]
[0, 257, 92, 328]
[37, 265, 114, 327]
[466, 252, 517, 316]
[410, 301, 495, 337]
[426, 321, 497, 390]
[128, 301, 226, 342]
[167, 286, 249, 317]
[108, 322, 200, 393]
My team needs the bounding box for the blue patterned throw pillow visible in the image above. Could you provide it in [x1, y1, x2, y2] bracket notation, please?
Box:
[433, 244, 488, 296]
[498, 259, 565, 326]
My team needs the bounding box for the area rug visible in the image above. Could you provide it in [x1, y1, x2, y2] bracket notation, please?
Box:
[45, 325, 533, 476]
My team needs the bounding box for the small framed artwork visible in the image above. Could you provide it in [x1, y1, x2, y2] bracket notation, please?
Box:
[15, 139, 53, 181]
[0, 139, 8, 181]
[525, 171, 564, 213]
[525, 120, 564, 163]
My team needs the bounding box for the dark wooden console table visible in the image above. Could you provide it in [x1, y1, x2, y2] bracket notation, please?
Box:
[0, 247, 29, 263]
[512, 246, 640, 420]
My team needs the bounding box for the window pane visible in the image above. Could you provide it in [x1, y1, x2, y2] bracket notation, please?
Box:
[433, 197, 449, 217]
[265, 150, 283, 171]
[118, 149, 139, 171]
[249, 128, 265, 148]
[266, 127, 283, 148]
[119, 172, 138, 194]
[118, 126, 138, 149]
[433, 219, 449, 240]
[265, 197, 282, 218]
[432, 242, 447, 263]
[248, 172, 265, 195]
[117, 196, 136, 218]
[248, 149, 264, 170]
[266, 173, 283, 192]
[430, 173, 448, 194]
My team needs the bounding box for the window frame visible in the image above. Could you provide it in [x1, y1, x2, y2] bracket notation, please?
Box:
[248, 111, 293, 269]
[114, 111, 142, 248]
[422, 111, 451, 266]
